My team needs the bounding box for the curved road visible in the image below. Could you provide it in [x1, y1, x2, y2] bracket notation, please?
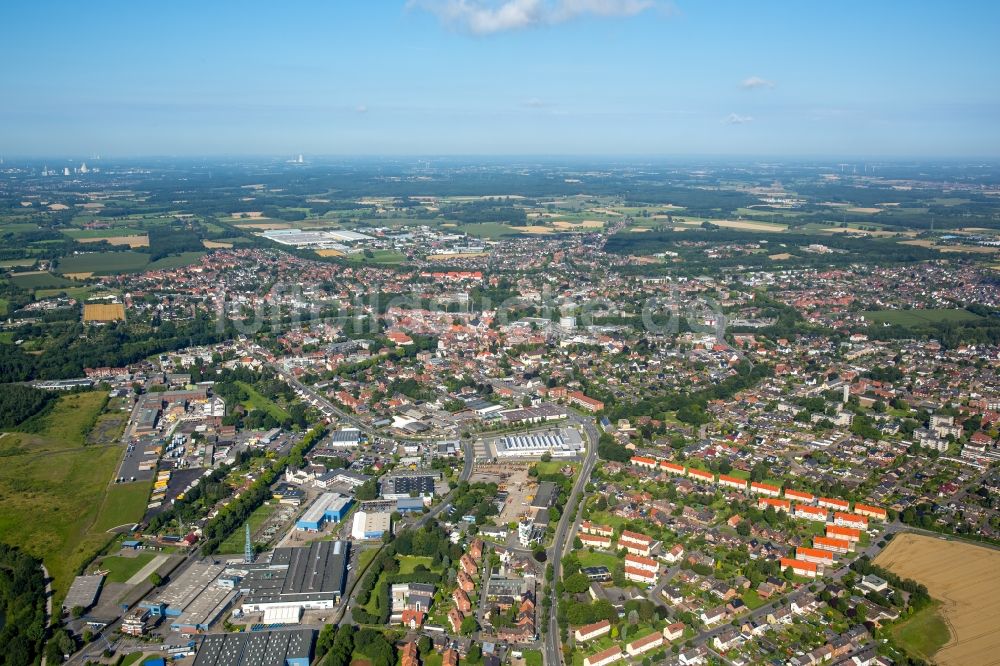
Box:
[545, 414, 600, 666]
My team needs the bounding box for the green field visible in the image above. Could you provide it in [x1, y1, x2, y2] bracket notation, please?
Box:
[57, 251, 150, 274]
[0, 392, 129, 604]
[576, 549, 620, 570]
[217, 501, 280, 554]
[146, 251, 206, 271]
[93, 481, 153, 532]
[397, 555, 436, 574]
[98, 552, 156, 583]
[891, 602, 951, 662]
[237, 381, 291, 421]
[346, 250, 408, 265]
[9, 271, 77, 289]
[862, 308, 982, 327]
[523, 651, 543, 666]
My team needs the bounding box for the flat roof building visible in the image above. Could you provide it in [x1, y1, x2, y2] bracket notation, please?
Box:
[494, 428, 584, 459]
[295, 493, 353, 531]
[193, 629, 315, 666]
[351, 511, 393, 540]
[237, 540, 350, 616]
[381, 475, 436, 500]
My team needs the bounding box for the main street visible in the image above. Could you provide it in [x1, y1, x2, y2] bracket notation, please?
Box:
[545, 413, 600, 666]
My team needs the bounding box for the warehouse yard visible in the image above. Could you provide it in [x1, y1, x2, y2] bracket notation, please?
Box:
[875, 533, 1000, 666]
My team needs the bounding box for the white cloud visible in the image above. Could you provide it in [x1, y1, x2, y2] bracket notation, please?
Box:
[724, 113, 753, 125]
[523, 97, 547, 108]
[741, 76, 775, 90]
[409, 0, 655, 34]
[356, 105, 369, 113]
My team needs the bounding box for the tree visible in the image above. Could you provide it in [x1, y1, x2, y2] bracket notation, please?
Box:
[149, 572, 163, 586]
[461, 615, 478, 635]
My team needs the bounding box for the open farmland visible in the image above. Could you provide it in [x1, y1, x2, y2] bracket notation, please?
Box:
[875, 533, 1000, 666]
[57, 251, 150, 274]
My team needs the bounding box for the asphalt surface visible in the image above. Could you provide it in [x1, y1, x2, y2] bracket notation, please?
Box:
[545, 413, 600, 666]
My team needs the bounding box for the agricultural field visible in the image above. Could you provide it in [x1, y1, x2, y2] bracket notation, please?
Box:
[0, 391, 129, 604]
[861, 308, 982, 327]
[9, 271, 77, 289]
[875, 533, 1000, 666]
[56, 251, 150, 274]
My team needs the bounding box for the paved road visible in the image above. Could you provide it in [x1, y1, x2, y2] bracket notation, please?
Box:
[332, 439, 476, 625]
[545, 414, 600, 666]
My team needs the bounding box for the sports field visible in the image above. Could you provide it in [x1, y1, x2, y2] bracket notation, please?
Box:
[875, 533, 1000, 666]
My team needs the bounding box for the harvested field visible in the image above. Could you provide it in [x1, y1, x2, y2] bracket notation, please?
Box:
[315, 249, 345, 257]
[202, 240, 233, 249]
[847, 207, 882, 214]
[875, 533, 1000, 666]
[769, 253, 794, 260]
[63, 272, 94, 280]
[520, 225, 554, 234]
[676, 218, 787, 232]
[83, 303, 126, 322]
[78, 235, 150, 248]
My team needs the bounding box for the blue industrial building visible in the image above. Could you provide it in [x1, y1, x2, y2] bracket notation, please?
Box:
[295, 493, 353, 531]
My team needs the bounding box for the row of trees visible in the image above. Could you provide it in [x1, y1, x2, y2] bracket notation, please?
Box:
[200, 424, 326, 554]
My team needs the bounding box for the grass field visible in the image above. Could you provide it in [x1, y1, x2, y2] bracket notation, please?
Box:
[862, 308, 982, 327]
[98, 553, 156, 583]
[397, 555, 436, 574]
[237, 381, 290, 421]
[523, 651, 543, 666]
[890, 601, 951, 663]
[576, 549, 620, 570]
[218, 501, 280, 554]
[875, 533, 1000, 666]
[345, 250, 408, 265]
[0, 391, 125, 604]
[93, 481, 153, 532]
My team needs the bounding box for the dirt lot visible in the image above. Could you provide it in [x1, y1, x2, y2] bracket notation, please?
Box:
[875, 533, 1000, 666]
[470, 462, 534, 524]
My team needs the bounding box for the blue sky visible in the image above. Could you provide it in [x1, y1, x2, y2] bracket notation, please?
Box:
[2, 0, 998, 157]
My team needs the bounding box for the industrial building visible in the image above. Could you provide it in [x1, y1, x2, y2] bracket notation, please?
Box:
[236, 540, 350, 621]
[63, 574, 105, 612]
[295, 493, 353, 531]
[380, 475, 436, 500]
[328, 428, 362, 447]
[140, 561, 239, 633]
[193, 629, 315, 666]
[493, 428, 584, 459]
[261, 228, 374, 249]
[351, 511, 392, 540]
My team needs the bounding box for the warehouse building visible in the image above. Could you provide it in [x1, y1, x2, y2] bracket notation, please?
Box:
[237, 541, 349, 621]
[193, 629, 315, 666]
[328, 428, 362, 448]
[63, 574, 105, 613]
[380, 475, 436, 500]
[295, 493, 353, 531]
[493, 428, 584, 459]
[351, 511, 393, 540]
[140, 561, 239, 633]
